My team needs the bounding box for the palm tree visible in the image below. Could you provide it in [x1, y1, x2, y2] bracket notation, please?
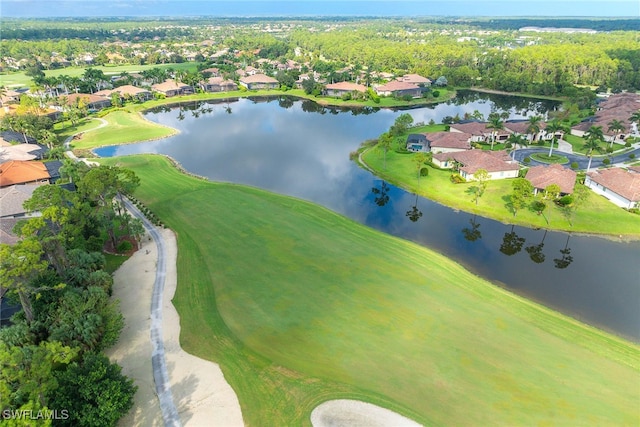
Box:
[486, 113, 504, 151]
[526, 115, 543, 142]
[629, 110, 640, 125]
[545, 119, 567, 157]
[583, 125, 604, 172]
[607, 119, 625, 150]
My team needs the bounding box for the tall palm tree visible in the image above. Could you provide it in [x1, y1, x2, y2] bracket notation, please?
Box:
[629, 110, 640, 125]
[583, 125, 604, 172]
[545, 119, 567, 157]
[526, 115, 543, 142]
[607, 119, 625, 149]
[486, 113, 504, 151]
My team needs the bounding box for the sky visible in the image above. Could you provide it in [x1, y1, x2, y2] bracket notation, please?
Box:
[1, 0, 639, 18]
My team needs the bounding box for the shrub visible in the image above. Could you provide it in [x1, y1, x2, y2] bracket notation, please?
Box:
[523, 157, 531, 164]
[432, 90, 440, 98]
[556, 195, 574, 206]
[570, 161, 579, 169]
[450, 174, 465, 184]
[420, 167, 429, 177]
[629, 153, 636, 159]
[602, 158, 611, 166]
[116, 240, 133, 254]
[625, 141, 632, 148]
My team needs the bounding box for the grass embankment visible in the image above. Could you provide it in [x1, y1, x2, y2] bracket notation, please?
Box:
[102, 154, 639, 426]
[66, 110, 176, 150]
[361, 148, 640, 237]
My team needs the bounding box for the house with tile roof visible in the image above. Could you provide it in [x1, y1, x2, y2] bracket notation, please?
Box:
[432, 150, 520, 181]
[0, 160, 53, 187]
[324, 82, 367, 97]
[200, 77, 238, 93]
[0, 183, 43, 219]
[426, 131, 472, 153]
[571, 92, 640, 143]
[60, 93, 112, 110]
[239, 74, 279, 90]
[396, 74, 431, 87]
[374, 81, 422, 98]
[112, 85, 153, 101]
[525, 164, 576, 195]
[151, 79, 195, 97]
[585, 167, 640, 208]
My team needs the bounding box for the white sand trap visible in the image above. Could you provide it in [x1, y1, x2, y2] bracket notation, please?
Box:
[107, 228, 244, 426]
[311, 399, 423, 427]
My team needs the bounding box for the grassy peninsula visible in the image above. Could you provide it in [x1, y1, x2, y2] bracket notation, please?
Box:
[360, 146, 640, 238]
[101, 154, 639, 426]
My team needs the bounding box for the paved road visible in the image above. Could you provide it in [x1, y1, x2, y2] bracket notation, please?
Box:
[124, 198, 182, 427]
[513, 144, 640, 170]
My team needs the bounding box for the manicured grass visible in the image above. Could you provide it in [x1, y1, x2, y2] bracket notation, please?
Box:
[103, 253, 130, 274]
[361, 148, 640, 237]
[53, 117, 105, 145]
[69, 110, 176, 150]
[530, 153, 569, 164]
[101, 154, 639, 427]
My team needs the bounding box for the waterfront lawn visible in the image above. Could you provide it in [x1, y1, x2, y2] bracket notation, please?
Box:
[69, 110, 175, 150]
[53, 117, 106, 144]
[361, 148, 640, 236]
[102, 154, 639, 427]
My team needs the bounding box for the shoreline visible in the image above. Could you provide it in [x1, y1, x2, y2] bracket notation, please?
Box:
[356, 146, 640, 241]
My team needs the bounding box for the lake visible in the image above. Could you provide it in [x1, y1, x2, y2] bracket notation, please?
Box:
[95, 92, 640, 342]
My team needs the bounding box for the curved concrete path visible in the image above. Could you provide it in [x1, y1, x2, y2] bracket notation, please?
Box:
[63, 117, 107, 165]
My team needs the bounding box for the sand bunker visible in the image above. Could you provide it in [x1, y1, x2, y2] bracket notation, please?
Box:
[310, 399, 423, 427]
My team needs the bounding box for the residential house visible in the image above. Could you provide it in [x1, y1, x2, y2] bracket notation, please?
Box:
[200, 77, 238, 93]
[324, 82, 367, 97]
[239, 74, 279, 90]
[396, 73, 431, 87]
[432, 150, 520, 181]
[113, 85, 153, 102]
[571, 92, 640, 143]
[151, 80, 195, 97]
[0, 160, 53, 187]
[585, 167, 640, 209]
[0, 89, 22, 106]
[427, 131, 472, 153]
[450, 121, 510, 143]
[61, 93, 112, 111]
[0, 183, 43, 219]
[504, 121, 548, 142]
[525, 164, 576, 195]
[374, 81, 422, 98]
[201, 67, 221, 77]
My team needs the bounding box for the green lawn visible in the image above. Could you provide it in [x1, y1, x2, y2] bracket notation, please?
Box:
[102, 154, 639, 427]
[361, 148, 640, 237]
[68, 110, 176, 150]
[530, 153, 569, 164]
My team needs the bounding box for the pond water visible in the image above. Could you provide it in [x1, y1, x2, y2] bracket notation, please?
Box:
[96, 92, 640, 342]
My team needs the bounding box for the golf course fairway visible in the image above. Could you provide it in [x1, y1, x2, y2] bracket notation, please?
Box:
[102, 155, 639, 426]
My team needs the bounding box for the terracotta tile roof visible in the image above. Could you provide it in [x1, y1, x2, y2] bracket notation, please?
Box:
[151, 79, 192, 92]
[434, 150, 519, 175]
[397, 74, 431, 84]
[426, 131, 472, 149]
[325, 82, 367, 92]
[0, 160, 50, 187]
[525, 164, 577, 194]
[60, 93, 109, 105]
[450, 122, 490, 136]
[113, 85, 151, 96]
[375, 81, 419, 92]
[587, 168, 640, 202]
[239, 74, 278, 84]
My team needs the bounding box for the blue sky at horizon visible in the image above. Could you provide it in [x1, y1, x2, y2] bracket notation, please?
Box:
[2, 0, 639, 18]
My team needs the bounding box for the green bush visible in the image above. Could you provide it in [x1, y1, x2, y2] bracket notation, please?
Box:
[603, 158, 611, 166]
[432, 90, 440, 98]
[420, 167, 429, 177]
[116, 240, 133, 254]
[629, 153, 636, 159]
[450, 174, 465, 184]
[570, 162, 579, 169]
[625, 141, 632, 148]
[556, 195, 574, 206]
[523, 157, 531, 164]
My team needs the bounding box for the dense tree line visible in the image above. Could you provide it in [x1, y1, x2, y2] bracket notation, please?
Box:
[0, 165, 143, 426]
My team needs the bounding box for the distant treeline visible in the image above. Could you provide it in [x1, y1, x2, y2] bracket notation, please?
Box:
[467, 18, 640, 32]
